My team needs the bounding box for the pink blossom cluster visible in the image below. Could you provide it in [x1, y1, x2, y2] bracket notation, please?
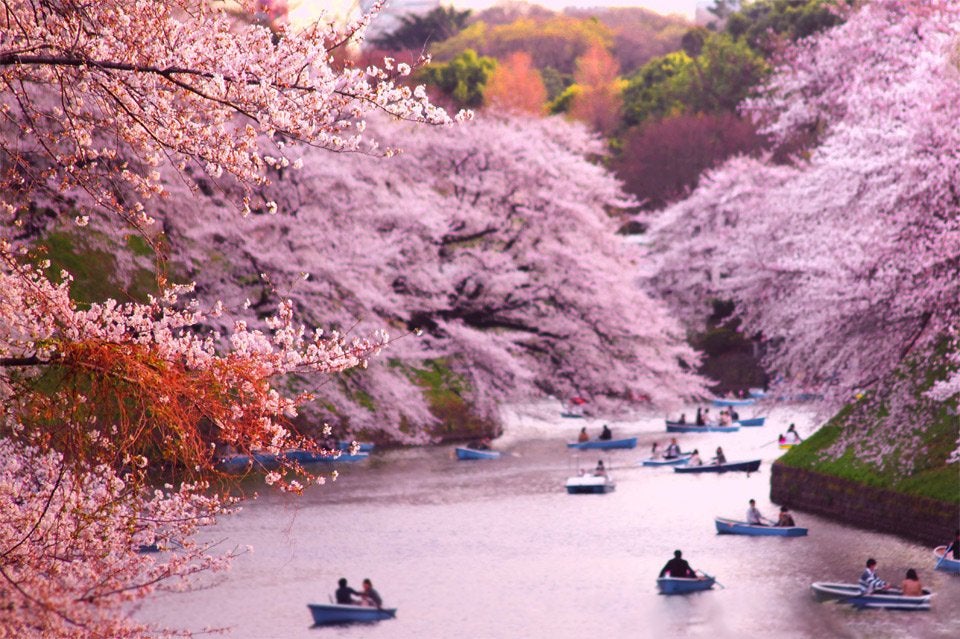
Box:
[647, 0, 960, 465]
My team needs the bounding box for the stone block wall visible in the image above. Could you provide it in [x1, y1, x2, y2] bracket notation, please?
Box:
[770, 462, 959, 546]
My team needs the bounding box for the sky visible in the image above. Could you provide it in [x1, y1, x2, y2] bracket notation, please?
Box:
[291, 1, 702, 24]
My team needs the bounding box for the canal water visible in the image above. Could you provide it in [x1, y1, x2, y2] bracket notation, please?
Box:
[138, 402, 960, 638]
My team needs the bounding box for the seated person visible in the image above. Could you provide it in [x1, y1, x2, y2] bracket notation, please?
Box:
[594, 460, 607, 476]
[599, 424, 612, 440]
[776, 506, 796, 527]
[746, 499, 765, 525]
[360, 578, 383, 608]
[687, 449, 702, 466]
[335, 578, 360, 605]
[712, 447, 726, 465]
[578, 427, 589, 443]
[659, 550, 695, 578]
[900, 569, 923, 597]
[859, 558, 888, 593]
[664, 438, 681, 459]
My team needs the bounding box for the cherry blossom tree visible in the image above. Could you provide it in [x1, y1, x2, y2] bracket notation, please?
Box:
[156, 112, 707, 437]
[0, 1, 455, 636]
[647, 0, 960, 466]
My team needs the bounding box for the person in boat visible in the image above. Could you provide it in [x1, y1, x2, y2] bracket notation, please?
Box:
[335, 577, 361, 604]
[695, 407, 705, 426]
[746, 499, 766, 525]
[594, 460, 607, 476]
[776, 506, 796, 527]
[719, 410, 732, 426]
[469, 437, 492, 450]
[677, 413, 686, 424]
[578, 427, 589, 443]
[650, 441, 659, 457]
[730, 408, 739, 422]
[859, 558, 889, 593]
[664, 438, 681, 459]
[778, 433, 786, 445]
[659, 550, 696, 578]
[687, 449, 702, 466]
[599, 424, 612, 440]
[900, 569, 923, 597]
[786, 423, 802, 443]
[712, 447, 726, 465]
[946, 529, 960, 559]
[360, 578, 383, 608]
[703, 408, 715, 425]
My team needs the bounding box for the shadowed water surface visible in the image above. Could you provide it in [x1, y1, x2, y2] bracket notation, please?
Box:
[138, 403, 960, 638]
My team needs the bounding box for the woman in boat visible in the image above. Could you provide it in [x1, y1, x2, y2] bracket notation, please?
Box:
[687, 449, 702, 466]
[712, 447, 727, 465]
[578, 427, 589, 443]
[776, 506, 796, 527]
[360, 578, 383, 608]
[901, 569, 923, 596]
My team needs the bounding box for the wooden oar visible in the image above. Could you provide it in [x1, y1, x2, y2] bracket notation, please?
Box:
[935, 544, 952, 570]
[697, 570, 725, 589]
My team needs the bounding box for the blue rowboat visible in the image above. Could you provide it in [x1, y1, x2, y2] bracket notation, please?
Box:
[665, 421, 739, 433]
[640, 453, 692, 467]
[712, 398, 756, 407]
[565, 473, 616, 494]
[338, 441, 375, 453]
[566, 437, 637, 450]
[307, 603, 397, 625]
[810, 582, 932, 610]
[748, 388, 767, 398]
[674, 459, 761, 474]
[283, 450, 370, 464]
[657, 575, 716, 594]
[714, 517, 807, 536]
[216, 452, 280, 473]
[934, 546, 960, 573]
[455, 446, 502, 460]
[737, 417, 766, 427]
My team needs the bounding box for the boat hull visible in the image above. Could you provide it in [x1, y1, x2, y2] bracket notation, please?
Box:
[566, 437, 637, 450]
[565, 474, 615, 494]
[712, 398, 756, 407]
[657, 576, 716, 594]
[714, 517, 807, 536]
[337, 441, 375, 453]
[737, 417, 766, 427]
[665, 422, 740, 433]
[455, 447, 502, 460]
[934, 546, 960, 573]
[307, 604, 396, 625]
[674, 460, 761, 474]
[640, 454, 692, 467]
[810, 582, 931, 610]
[284, 450, 370, 464]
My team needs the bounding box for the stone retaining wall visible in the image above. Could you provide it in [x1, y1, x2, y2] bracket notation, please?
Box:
[770, 462, 960, 546]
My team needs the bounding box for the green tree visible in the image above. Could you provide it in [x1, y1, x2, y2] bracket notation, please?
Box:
[372, 6, 472, 51]
[724, 0, 848, 54]
[418, 49, 497, 108]
[620, 51, 693, 127]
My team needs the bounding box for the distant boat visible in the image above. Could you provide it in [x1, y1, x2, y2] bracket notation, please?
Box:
[714, 517, 807, 536]
[565, 472, 616, 494]
[712, 398, 756, 407]
[736, 417, 766, 427]
[283, 450, 370, 464]
[748, 388, 767, 398]
[216, 452, 281, 473]
[934, 546, 960, 573]
[778, 442, 797, 450]
[455, 446, 502, 460]
[657, 575, 716, 594]
[666, 421, 740, 433]
[560, 410, 585, 419]
[307, 603, 397, 625]
[674, 459, 761, 474]
[810, 582, 932, 610]
[566, 437, 637, 450]
[338, 441, 375, 453]
[639, 453, 693, 467]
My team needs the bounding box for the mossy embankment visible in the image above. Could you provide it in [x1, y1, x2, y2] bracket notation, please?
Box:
[771, 346, 959, 545]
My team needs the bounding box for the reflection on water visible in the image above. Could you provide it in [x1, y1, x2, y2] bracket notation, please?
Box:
[138, 404, 960, 639]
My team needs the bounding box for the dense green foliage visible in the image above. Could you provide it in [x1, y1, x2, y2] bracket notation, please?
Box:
[417, 49, 497, 108]
[372, 6, 472, 51]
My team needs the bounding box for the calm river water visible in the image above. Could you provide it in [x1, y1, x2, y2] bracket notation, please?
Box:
[138, 403, 960, 639]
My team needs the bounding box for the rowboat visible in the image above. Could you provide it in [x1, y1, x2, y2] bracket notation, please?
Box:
[810, 582, 932, 610]
[565, 472, 616, 494]
[283, 450, 370, 464]
[566, 437, 637, 450]
[778, 442, 796, 450]
[338, 441, 375, 453]
[665, 422, 740, 433]
[657, 575, 716, 594]
[216, 452, 281, 473]
[640, 453, 692, 467]
[737, 417, 766, 427]
[307, 603, 397, 625]
[934, 546, 960, 573]
[455, 446, 502, 460]
[560, 411, 585, 419]
[674, 459, 761, 474]
[714, 517, 807, 536]
[712, 398, 756, 407]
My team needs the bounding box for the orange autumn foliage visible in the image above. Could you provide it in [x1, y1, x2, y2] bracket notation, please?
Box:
[484, 52, 547, 115]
